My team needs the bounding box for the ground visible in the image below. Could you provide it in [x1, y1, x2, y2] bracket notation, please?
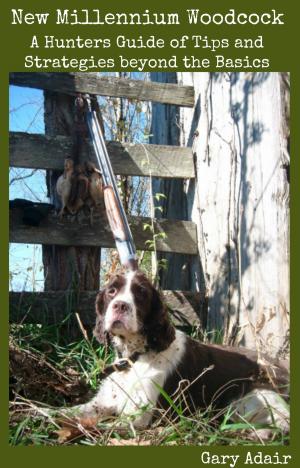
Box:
[9, 322, 289, 446]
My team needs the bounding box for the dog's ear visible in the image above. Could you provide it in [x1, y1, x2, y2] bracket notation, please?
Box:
[144, 287, 175, 352]
[93, 290, 106, 344]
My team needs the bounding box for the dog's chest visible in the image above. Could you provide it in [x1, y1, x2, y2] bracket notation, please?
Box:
[99, 330, 186, 415]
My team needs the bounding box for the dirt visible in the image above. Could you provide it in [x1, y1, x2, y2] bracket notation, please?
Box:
[9, 338, 92, 407]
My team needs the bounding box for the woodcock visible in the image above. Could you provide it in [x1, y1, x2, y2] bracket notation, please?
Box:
[85, 161, 104, 225]
[67, 164, 90, 215]
[56, 159, 104, 224]
[56, 158, 74, 219]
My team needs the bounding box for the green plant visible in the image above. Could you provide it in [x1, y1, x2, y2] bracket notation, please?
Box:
[9, 321, 289, 447]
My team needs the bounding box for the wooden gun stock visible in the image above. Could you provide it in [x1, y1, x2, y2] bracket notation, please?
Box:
[103, 186, 127, 242]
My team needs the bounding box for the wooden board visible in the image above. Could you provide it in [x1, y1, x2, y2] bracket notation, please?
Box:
[9, 72, 194, 107]
[9, 132, 195, 179]
[10, 204, 198, 255]
[10, 290, 205, 329]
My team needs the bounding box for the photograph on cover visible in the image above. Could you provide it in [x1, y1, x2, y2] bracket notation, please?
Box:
[9, 71, 289, 446]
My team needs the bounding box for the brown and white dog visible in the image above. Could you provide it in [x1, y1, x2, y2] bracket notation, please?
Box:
[58, 270, 289, 435]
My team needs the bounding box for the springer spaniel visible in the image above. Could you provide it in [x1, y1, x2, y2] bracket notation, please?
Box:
[55, 270, 289, 435]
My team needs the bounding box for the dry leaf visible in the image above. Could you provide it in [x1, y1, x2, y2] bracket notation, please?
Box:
[56, 427, 74, 443]
[108, 438, 151, 446]
[55, 415, 100, 443]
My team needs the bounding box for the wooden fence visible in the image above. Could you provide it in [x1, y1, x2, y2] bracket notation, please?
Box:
[9, 72, 206, 334]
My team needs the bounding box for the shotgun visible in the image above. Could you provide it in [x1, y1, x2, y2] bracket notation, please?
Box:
[81, 94, 138, 271]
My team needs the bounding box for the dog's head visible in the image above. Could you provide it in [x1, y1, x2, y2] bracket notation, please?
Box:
[93, 271, 175, 352]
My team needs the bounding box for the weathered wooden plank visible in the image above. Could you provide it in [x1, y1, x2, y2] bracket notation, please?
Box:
[10, 204, 198, 255]
[9, 132, 195, 179]
[9, 73, 194, 107]
[9, 290, 204, 329]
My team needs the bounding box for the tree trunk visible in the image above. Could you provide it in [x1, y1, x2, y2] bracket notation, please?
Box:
[176, 72, 289, 357]
[42, 91, 101, 291]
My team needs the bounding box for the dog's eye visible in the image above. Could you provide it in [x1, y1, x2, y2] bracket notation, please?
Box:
[107, 287, 117, 296]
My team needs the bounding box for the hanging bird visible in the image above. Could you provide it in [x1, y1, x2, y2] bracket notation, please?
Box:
[85, 161, 104, 225]
[56, 158, 74, 219]
[67, 164, 90, 215]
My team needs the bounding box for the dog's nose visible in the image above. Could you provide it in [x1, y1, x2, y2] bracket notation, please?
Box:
[112, 300, 131, 314]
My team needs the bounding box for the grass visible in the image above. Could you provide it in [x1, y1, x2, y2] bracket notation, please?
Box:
[9, 322, 289, 446]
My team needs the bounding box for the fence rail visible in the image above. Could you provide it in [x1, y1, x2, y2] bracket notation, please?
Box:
[10, 203, 198, 255]
[10, 290, 205, 329]
[10, 132, 195, 179]
[10, 72, 194, 107]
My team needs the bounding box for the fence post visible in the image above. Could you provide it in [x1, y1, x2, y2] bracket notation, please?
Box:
[42, 90, 101, 291]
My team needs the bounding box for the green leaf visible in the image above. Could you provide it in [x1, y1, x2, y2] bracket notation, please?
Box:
[143, 223, 152, 232]
[155, 232, 167, 240]
[154, 193, 167, 201]
[145, 240, 154, 246]
[152, 381, 182, 416]
[220, 422, 262, 431]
